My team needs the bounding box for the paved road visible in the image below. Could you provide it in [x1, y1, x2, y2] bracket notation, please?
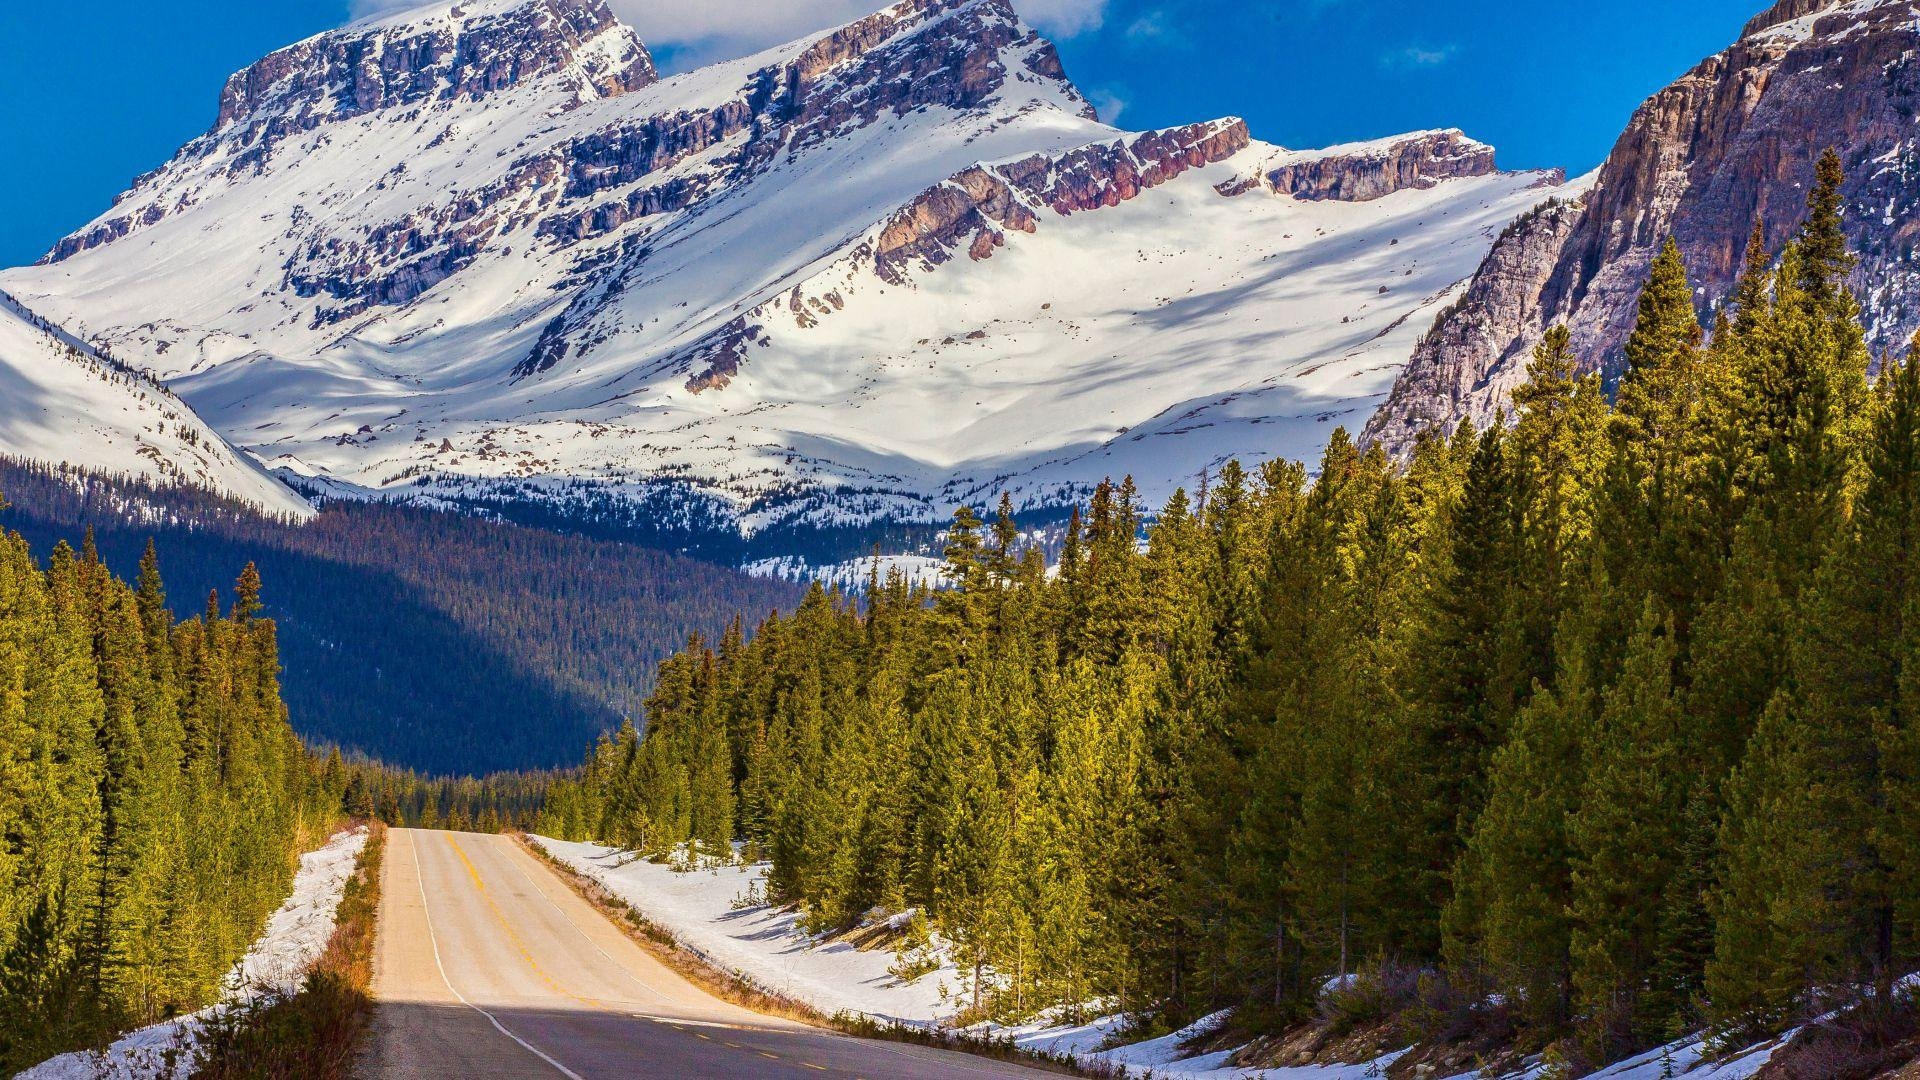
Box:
[361, 829, 1052, 1079]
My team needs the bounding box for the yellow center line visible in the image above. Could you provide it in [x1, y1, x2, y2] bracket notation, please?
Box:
[440, 834, 820, 1072]
[446, 834, 606, 1014]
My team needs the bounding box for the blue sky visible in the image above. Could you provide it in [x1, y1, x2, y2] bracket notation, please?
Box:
[0, 0, 1762, 269]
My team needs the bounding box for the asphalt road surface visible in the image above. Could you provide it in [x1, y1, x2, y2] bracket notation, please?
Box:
[360, 829, 1055, 1079]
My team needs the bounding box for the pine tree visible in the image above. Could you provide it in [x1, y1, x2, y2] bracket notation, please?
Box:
[1608, 239, 1708, 621]
[1797, 148, 1854, 318]
[1566, 603, 1689, 1059]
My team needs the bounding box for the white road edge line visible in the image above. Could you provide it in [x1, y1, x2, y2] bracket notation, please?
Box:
[408, 830, 588, 1080]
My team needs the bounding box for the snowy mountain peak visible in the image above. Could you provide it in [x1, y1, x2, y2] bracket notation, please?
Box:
[1, 0, 1557, 549]
[212, 0, 658, 131]
[45, 0, 655, 265]
[775, 0, 1095, 122]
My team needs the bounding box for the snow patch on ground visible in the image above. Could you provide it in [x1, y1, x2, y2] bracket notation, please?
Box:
[1445, 1027, 1789, 1080]
[536, 838, 954, 1024]
[535, 837, 1421, 1077]
[532, 836, 1814, 1079]
[17, 827, 369, 1080]
[742, 554, 950, 591]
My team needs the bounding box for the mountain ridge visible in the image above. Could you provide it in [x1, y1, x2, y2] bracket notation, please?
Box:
[1, 0, 1553, 550]
[0, 289, 312, 516]
[1364, 0, 1920, 456]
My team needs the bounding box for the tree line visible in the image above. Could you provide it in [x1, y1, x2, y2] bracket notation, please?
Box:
[0, 468, 804, 774]
[321, 752, 561, 833]
[0, 510, 348, 1071]
[538, 153, 1920, 1070]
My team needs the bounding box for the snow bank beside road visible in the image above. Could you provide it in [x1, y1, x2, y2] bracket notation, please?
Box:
[535, 838, 953, 1024]
[18, 826, 369, 1080]
[533, 836, 1809, 1079]
[533, 837, 1416, 1078]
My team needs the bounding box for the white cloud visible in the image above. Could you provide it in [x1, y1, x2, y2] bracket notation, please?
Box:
[1382, 44, 1458, 68]
[348, 0, 1110, 71]
[1123, 8, 1191, 49]
[617, 0, 1110, 70]
[1090, 87, 1127, 123]
[348, 0, 425, 17]
[1010, 0, 1108, 37]
[1125, 10, 1166, 40]
[608, 0, 879, 68]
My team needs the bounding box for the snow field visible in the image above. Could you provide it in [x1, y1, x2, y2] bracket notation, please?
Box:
[0, 0, 1562, 535]
[533, 838, 1382, 1077]
[0, 293, 311, 517]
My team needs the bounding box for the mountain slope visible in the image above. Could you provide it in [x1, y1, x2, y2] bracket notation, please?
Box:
[0, 290, 310, 516]
[1364, 0, 1920, 455]
[3, 0, 1556, 542]
[0, 461, 806, 773]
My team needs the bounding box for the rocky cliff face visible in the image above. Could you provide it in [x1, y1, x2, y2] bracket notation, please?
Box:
[872, 119, 1251, 286]
[1263, 130, 1502, 202]
[51, 0, 657, 263]
[1364, 0, 1920, 456]
[679, 118, 1254, 392]
[1365, 195, 1590, 454]
[211, 0, 657, 133]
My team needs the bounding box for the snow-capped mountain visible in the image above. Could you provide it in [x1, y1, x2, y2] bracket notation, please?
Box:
[1365, 0, 1920, 456]
[3, 0, 1558, 542]
[0, 290, 311, 517]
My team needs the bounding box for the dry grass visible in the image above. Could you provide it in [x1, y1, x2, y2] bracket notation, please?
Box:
[1754, 992, 1920, 1080]
[513, 833, 1101, 1077]
[195, 821, 387, 1080]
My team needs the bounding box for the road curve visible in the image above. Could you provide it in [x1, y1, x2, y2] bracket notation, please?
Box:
[361, 829, 1054, 1079]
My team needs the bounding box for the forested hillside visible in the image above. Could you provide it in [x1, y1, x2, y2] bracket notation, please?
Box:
[0, 469, 804, 773]
[540, 154, 1920, 1072]
[0, 507, 336, 1072]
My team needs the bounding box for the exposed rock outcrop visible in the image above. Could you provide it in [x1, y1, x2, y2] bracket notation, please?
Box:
[680, 118, 1251, 392]
[1264, 130, 1500, 203]
[1364, 0, 1920, 456]
[1365, 197, 1588, 455]
[50, 0, 656, 263]
[212, 0, 656, 134]
[872, 119, 1249, 286]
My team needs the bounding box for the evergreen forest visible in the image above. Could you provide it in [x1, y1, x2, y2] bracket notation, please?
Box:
[0, 467, 803, 774]
[0, 513, 342, 1072]
[539, 153, 1920, 1068]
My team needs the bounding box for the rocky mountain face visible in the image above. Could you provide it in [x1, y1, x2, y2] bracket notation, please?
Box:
[2, 0, 1552, 552]
[680, 118, 1258, 393]
[1260, 130, 1506, 203]
[52, 0, 659, 265]
[1365, 0, 1920, 457]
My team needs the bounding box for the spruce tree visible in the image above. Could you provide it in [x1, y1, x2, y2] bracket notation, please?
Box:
[1566, 603, 1689, 1058]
